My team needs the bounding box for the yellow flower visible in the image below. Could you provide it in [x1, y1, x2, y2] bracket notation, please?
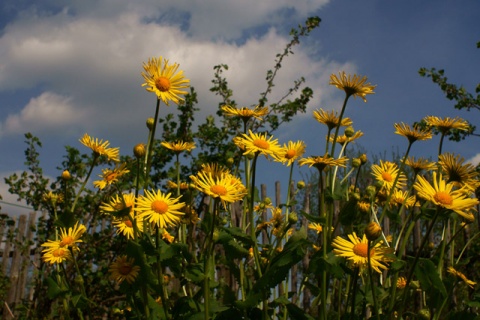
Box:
[141, 56, 190, 105]
[113, 213, 143, 240]
[328, 131, 364, 145]
[308, 222, 323, 234]
[93, 163, 130, 190]
[438, 153, 479, 191]
[404, 156, 437, 175]
[447, 266, 476, 288]
[396, 277, 407, 289]
[312, 108, 353, 130]
[161, 141, 196, 153]
[235, 130, 283, 159]
[424, 116, 470, 134]
[299, 154, 348, 172]
[221, 105, 269, 121]
[190, 171, 247, 206]
[414, 172, 479, 221]
[329, 72, 376, 102]
[109, 255, 140, 284]
[357, 201, 371, 213]
[100, 193, 136, 215]
[394, 122, 432, 144]
[166, 180, 189, 190]
[390, 189, 417, 208]
[42, 246, 72, 265]
[275, 140, 306, 166]
[162, 230, 175, 244]
[371, 160, 406, 191]
[79, 133, 120, 162]
[332, 232, 393, 273]
[43, 191, 64, 206]
[136, 190, 185, 229]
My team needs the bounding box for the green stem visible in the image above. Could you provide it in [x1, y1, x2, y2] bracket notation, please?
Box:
[156, 226, 170, 320]
[145, 98, 161, 188]
[71, 154, 98, 213]
[367, 241, 380, 319]
[329, 94, 350, 158]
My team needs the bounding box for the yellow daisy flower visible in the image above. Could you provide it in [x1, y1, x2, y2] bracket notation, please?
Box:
[141, 56, 190, 105]
[438, 153, 479, 191]
[332, 232, 393, 273]
[275, 140, 306, 166]
[328, 131, 364, 145]
[447, 266, 476, 288]
[166, 180, 189, 190]
[221, 105, 269, 121]
[136, 190, 185, 229]
[189, 171, 247, 206]
[113, 212, 144, 240]
[329, 72, 376, 102]
[312, 108, 353, 130]
[200, 163, 231, 179]
[413, 172, 479, 221]
[93, 163, 130, 190]
[424, 116, 470, 134]
[390, 189, 417, 208]
[161, 141, 196, 153]
[308, 222, 323, 234]
[371, 160, 407, 191]
[394, 122, 432, 144]
[100, 193, 136, 215]
[396, 277, 407, 289]
[162, 230, 175, 244]
[404, 156, 437, 175]
[235, 130, 283, 159]
[43, 191, 64, 207]
[109, 255, 141, 284]
[79, 133, 120, 162]
[42, 247, 72, 265]
[357, 201, 371, 214]
[298, 154, 348, 172]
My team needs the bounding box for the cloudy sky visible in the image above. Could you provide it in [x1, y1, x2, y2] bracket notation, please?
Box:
[1, 0, 479, 214]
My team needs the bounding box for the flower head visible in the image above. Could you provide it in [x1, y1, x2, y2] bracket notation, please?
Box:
[235, 130, 283, 159]
[371, 160, 407, 191]
[79, 133, 120, 162]
[308, 222, 323, 234]
[136, 190, 185, 229]
[275, 140, 306, 166]
[221, 105, 268, 121]
[414, 172, 479, 221]
[161, 141, 196, 153]
[439, 153, 479, 191]
[190, 171, 247, 206]
[424, 116, 470, 134]
[42, 246, 72, 265]
[394, 122, 432, 144]
[298, 154, 348, 172]
[447, 266, 476, 288]
[332, 232, 393, 273]
[313, 109, 353, 130]
[93, 163, 130, 190]
[328, 131, 364, 146]
[405, 156, 437, 175]
[113, 212, 144, 240]
[109, 255, 140, 284]
[141, 56, 190, 105]
[329, 72, 376, 102]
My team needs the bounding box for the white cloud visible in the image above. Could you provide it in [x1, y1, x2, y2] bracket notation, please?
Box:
[466, 153, 480, 167]
[0, 171, 35, 218]
[1, 92, 88, 136]
[0, 4, 349, 147]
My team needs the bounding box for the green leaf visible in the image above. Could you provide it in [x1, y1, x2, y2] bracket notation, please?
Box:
[299, 210, 325, 224]
[414, 258, 447, 298]
[45, 276, 69, 299]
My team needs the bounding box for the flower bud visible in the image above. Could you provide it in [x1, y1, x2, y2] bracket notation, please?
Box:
[133, 143, 146, 158]
[297, 180, 306, 190]
[344, 126, 355, 137]
[352, 158, 361, 168]
[146, 118, 155, 130]
[374, 180, 384, 189]
[418, 309, 431, 320]
[366, 186, 377, 198]
[359, 153, 368, 164]
[365, 222, 382, 241]
[61, 170, 71, 181]
[264, 197, 272, 206]
[288, 212, 298, 225]
[227, 157, 235, 166]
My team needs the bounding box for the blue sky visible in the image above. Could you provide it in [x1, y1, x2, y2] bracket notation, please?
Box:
[1, 0, 479, 214]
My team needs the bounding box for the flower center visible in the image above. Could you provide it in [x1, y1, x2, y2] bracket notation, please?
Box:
[155, 77, 171, 92]
[285, 149, 296, 159]
[211, 184, 227, 196]
[151, 200, 169, 214]
[60, 236, 74, 247]
[105, 172, 117, 182]
[53, 248, 67, 257]
[253, 139, 269, 150]
[352, 243, 374, 258]
[114, 202, 125, 211]
[119, 264, 133, 275]
[124, 219, 133, 228]
[381, 172, 393, 182]
[434, 191, 453, 206]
